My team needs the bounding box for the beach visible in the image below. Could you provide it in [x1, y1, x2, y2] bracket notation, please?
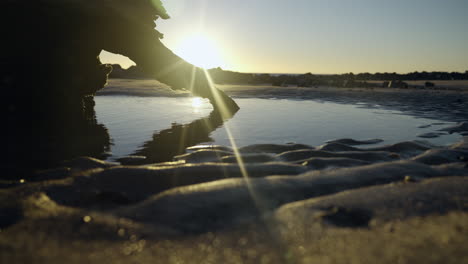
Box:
[1, 80, 468, 263]
[99, 79, 468, 123]
[3, 0, 467, 262]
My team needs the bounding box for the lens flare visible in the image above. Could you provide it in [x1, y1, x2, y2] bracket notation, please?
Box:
[201, 69, 269, 212]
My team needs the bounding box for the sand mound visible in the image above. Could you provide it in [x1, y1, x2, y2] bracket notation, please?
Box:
[1, 137, 467, 263]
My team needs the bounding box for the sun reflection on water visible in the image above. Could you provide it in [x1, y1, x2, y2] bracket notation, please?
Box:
[191, 97, 203, 108]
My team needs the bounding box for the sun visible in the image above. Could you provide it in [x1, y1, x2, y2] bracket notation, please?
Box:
[175, 33, 225, 69]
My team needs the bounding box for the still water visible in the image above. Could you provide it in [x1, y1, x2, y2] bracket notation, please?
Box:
[95, 96, 461, 161]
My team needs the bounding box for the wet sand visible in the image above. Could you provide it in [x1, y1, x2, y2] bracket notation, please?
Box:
[99, 79, 468, 122]
[1, 80, 468, 263]
[99, 79, 468, 97]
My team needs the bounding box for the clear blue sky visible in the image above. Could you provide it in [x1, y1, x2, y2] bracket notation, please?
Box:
[100, 0, 468, 74]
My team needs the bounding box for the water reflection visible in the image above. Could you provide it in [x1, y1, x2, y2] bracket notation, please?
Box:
[133, 105, 237, 163]
[95, 96, 463, 161]
[6, 92, 236, 176]
[5, 96, 111, 178]
[34, 96, 111, 168]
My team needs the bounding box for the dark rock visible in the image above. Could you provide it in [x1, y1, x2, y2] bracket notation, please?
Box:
[1, 0, 238, 177]
[107, 64, 148, 79]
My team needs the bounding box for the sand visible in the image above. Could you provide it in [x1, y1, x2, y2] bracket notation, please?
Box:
[1, 80, 468, 263]
[99, 79, 468, 98]
[1, 135, 467, 263]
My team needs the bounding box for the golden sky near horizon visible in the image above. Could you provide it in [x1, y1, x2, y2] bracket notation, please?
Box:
[100, 0, 468, 74]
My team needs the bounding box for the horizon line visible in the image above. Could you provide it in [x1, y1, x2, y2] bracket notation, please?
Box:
[109, 63, 468, 76]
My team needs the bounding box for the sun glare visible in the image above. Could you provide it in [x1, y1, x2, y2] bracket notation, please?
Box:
[175, 33, 225, 69]
[191, 97, 203, 108]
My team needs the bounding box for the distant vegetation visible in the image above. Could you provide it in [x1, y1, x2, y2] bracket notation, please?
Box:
[108, 64, 468, 88]
[107, 64, 149, 79]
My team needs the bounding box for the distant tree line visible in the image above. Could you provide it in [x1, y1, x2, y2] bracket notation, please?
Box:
[350, 71, 468, 81]
[107, 64, 148, 79]
[108, 65, 468, 88]
[207, 68, 468, 87]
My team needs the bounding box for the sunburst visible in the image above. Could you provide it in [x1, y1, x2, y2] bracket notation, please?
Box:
[175, 33, 224, 69]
